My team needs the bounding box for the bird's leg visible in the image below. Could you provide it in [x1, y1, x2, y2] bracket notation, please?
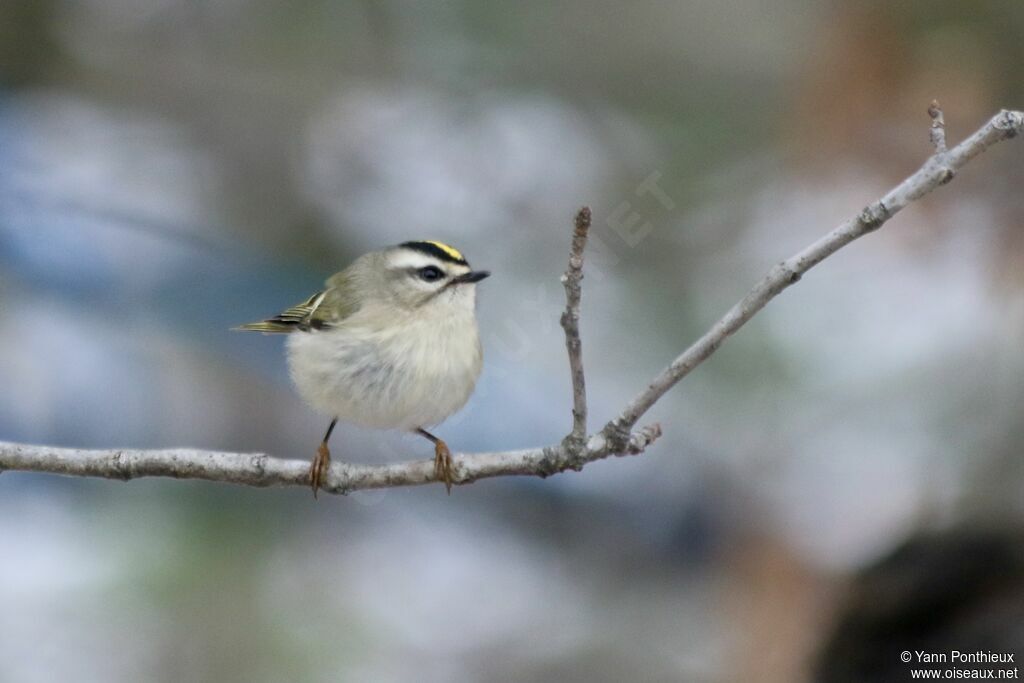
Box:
[416, 428, 454, 495]
[310, 418, 338, 499]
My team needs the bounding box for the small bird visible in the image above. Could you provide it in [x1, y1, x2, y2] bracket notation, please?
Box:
[236, 240, 489, 497]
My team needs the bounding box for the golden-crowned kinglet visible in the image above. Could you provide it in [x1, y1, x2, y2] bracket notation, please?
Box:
[237, 240, 489, 497]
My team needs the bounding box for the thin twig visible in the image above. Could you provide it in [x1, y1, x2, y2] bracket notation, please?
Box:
[928, 99, 955, 183]
[928, 99, 948, 153]
[1, 107, 1021, 494]
[602, 108, 1024, 442]
[560, 206, 591, 448]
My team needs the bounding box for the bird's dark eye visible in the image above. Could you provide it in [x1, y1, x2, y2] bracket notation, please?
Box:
[417, 265, 444, 282]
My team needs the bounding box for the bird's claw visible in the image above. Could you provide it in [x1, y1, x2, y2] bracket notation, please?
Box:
[310, 441, 331, 499]
[433, 440, 454, 495]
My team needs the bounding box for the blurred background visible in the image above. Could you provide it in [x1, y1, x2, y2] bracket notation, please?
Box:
[1, 1, 1023, 681]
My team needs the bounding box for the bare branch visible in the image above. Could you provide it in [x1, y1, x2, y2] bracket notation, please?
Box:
[1, 107, 1021, 494]
[603, 108, 1024, 441]
[560, 206, 592, 447]
[0, 431, 661, 494]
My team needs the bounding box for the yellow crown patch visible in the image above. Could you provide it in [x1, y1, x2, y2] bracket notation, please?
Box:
[423, 240, 464, 262]
[400, 240, 469, 264]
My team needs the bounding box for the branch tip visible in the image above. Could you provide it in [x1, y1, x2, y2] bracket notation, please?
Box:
[996, 109, 1023, 137]
[928, 99, 948, 153]
[627, 423, 663, 454]
[574, 206, 592, 235]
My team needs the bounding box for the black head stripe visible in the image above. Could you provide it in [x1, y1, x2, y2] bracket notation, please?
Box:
[400, 240, 469, 266]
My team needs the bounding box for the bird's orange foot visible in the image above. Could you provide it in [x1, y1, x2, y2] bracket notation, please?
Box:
[433, 439, 454, 495]
[309, 441, 331, 499]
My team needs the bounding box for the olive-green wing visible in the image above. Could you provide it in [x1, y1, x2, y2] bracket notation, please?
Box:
[235, 272, 359, 334]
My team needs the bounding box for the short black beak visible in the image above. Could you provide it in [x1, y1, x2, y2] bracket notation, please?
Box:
[455, 270, 490, 284]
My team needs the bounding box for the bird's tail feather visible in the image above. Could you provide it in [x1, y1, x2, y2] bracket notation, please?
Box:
[232, 320, 297, 334]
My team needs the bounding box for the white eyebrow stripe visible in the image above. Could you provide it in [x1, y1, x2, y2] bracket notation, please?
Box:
[387, 251, 446, 270]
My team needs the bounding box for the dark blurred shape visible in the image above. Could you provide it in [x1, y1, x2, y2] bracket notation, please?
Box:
[815, 526, 1024, 682]
[0, 1, 57, 86]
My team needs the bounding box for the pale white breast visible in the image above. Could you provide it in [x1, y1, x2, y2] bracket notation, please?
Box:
[286, 296, 483, 431]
